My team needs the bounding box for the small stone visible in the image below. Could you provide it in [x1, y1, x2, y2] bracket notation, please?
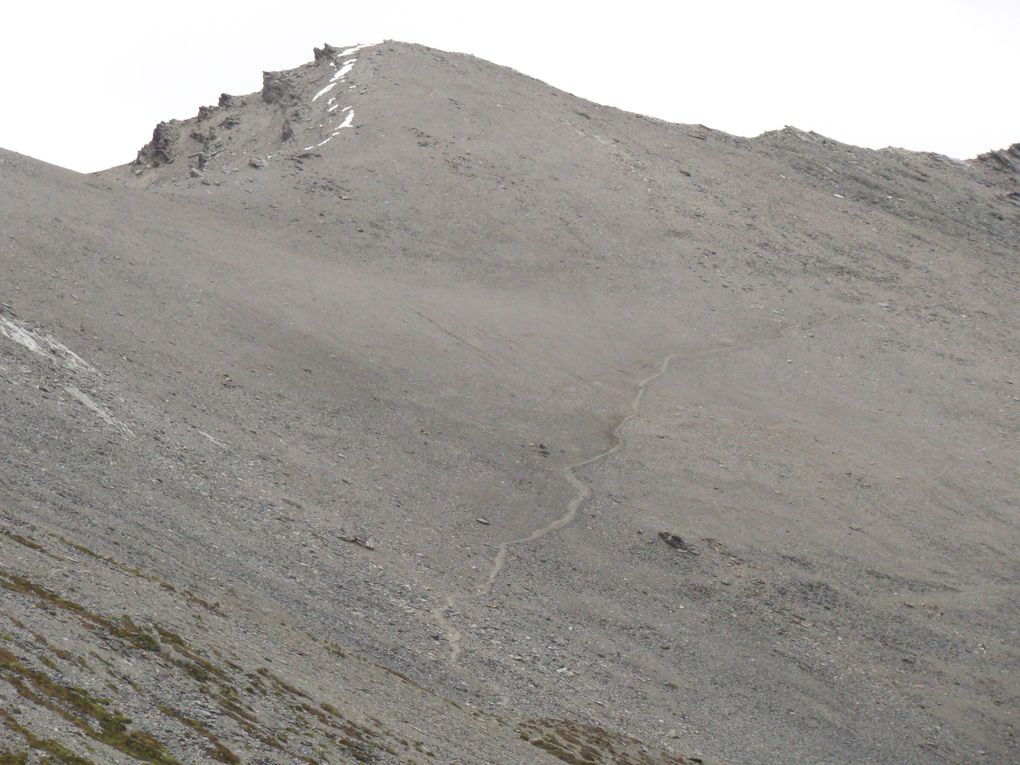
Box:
[476, 518, 490, 525]
[658, 532, 697, 554]
[339, 534, 376, 551]
[249, 157, 266, 169]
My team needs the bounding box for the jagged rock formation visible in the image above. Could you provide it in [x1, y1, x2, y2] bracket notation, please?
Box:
[977, 142, 1020, 176]
[975, 143, 1020, 205]
[134, 120, 181, 167]
[128, 43, 370, 182]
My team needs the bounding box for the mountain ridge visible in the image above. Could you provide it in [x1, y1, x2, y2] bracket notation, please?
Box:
[114, 41, 1017, 183]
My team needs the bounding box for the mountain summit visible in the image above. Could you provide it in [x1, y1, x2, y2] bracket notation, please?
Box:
[1, 42, 1018, 764]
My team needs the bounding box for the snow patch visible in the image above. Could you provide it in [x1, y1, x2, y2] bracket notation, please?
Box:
[312, 82, 337, 102]
[331, 59, 357, 81]
[339, 42, 379, 56]
[304, 45, 372, 150]
[305, 109, 356, 149]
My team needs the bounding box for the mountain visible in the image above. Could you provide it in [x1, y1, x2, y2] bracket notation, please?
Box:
[1, 40, 1017, 764]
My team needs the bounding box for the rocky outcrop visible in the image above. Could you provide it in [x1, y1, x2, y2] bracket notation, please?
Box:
[977, 142, 1020, 175]
[975, 143, 1020, 203]
[134, 120, 180, 167]
[261, 71, 297, 105]
[313, 43, 342, 64]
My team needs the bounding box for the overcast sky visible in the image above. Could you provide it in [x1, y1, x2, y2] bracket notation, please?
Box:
[2, 0, 1017, 172]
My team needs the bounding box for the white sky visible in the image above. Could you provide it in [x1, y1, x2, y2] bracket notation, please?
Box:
[2, 0, 1017, 172]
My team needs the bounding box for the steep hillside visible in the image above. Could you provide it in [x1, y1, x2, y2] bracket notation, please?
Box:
[2, 41, 1018, 764]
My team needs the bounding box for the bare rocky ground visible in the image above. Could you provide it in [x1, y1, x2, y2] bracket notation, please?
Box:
[1, 41, 1017, 764]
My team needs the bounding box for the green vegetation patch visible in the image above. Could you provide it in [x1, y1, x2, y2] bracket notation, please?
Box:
[159, 706, 240, 764]
[0, 647, 178, 764]
[0, 572, 161, 653]
[517, 718, 698, 765]
[0, 709, 96, 764]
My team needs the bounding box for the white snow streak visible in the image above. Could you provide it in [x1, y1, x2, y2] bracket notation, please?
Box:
[339, 42, 378, 56]
[303, 45, 373, 152]
[312, 82, 337, 101]
[331, 59, 357, 81]
[304, 109, 356, 149]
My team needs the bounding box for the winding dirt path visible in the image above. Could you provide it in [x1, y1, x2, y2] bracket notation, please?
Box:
[430, 352, 678, 668]
[482, 353, 678, 596]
